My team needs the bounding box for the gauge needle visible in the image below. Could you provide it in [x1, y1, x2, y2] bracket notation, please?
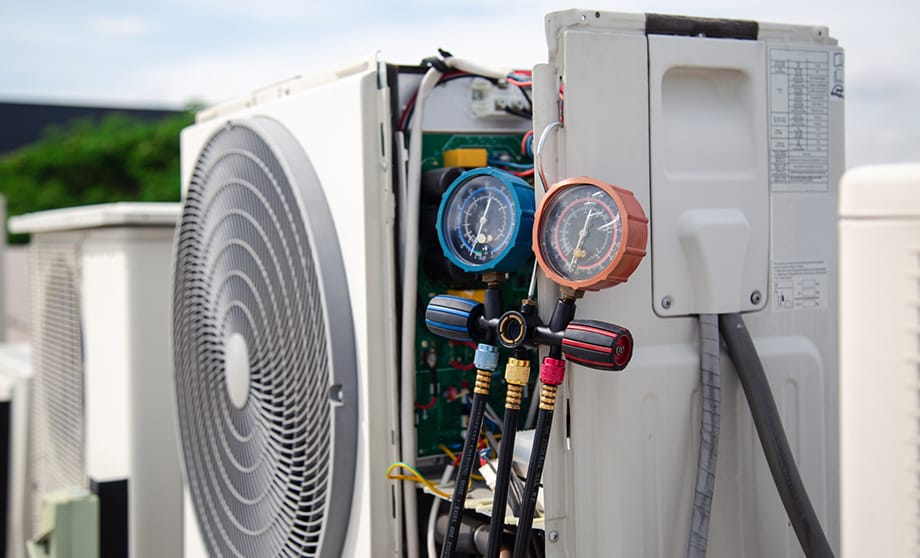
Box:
[470, 197, 492, 254]
[597, 215, 620, 232]
[568, 209, 597, 270]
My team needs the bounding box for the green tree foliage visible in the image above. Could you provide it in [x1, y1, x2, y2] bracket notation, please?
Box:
[0, 110, 194, 243]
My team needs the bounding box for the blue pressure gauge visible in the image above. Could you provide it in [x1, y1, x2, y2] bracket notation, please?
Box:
[436, 167, 534, 273]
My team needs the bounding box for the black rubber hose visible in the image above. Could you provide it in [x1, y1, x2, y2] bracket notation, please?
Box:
[511, 407, 553, 558]
[440, 393, 488, 558]
[486, 407, 520, 558]
[718, 313, 834, 558]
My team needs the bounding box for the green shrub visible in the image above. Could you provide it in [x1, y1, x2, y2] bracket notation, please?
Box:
[0, 110, 194, 243]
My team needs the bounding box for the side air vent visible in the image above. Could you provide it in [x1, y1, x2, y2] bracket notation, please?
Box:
[29, 242, 85, 532]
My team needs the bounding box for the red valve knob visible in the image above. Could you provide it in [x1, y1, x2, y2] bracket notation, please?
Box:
[562, 320, 633, 371]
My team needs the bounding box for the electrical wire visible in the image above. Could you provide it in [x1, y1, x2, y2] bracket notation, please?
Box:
[521, 130, 534, 158]
[688, 314, 721, 558]
[484, 402, 505, 432]
[503, 107, 533, 120]
[401, 66, 443, 558]
[399, 72, 477, 131]
[438, 444, 458, 463]
[718, 313, 835, 558]
[387, 462, 453, 500]
[487, 157, 534, 171]
[428, 464, 456, 558]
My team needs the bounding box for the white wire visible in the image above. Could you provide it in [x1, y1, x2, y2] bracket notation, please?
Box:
[443, 56, 511, 80]
[527, 260, 539, 300]
[484, 402, 503, 433]
[428, 464, 455, 558]
[401, 66, 442, 558]
[536, 120, 563, 192]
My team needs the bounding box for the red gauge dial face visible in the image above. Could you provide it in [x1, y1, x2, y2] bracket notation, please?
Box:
[538, 184, 623, 283]
[533, 177, 648, 291]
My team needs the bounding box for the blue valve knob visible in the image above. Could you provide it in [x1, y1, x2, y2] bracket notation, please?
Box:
[425, 295, 485, 342]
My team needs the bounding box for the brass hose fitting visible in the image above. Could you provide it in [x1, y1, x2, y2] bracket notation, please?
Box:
[503, 357, 531, 410]
[474, 369, 492, 396]
[539, 383, 558, 411]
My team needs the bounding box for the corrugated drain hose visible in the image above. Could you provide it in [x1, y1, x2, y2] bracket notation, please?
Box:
[688, 314, 720, 558]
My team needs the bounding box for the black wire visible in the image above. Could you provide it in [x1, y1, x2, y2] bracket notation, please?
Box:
[440, 392, 488, 558]
[503, 107, 533, 120]
[516, 83, 533, 109]
[486, 407, 520, 558]
[511, 407, 554, 558]
[718, 313, 835, 558]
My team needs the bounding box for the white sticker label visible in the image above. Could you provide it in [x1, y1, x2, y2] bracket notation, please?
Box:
[769, 49, 833, 192]
[773, 260, 828, 311]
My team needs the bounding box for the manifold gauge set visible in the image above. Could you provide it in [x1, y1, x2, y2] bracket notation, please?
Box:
[426, 165, 648, 558]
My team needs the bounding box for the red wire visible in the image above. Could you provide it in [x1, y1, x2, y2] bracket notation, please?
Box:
[448, 339, 477, 370]
[507, 78, 533, 87]
[415, 396, 437, 411]
[511, 69, 533, 76]
[513, 168, 535, 178]
[449, 360, 475, 371]
[520, 130, 534, 156]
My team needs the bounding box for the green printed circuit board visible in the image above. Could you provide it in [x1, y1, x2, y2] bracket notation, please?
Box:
[414, 132, 539, 460]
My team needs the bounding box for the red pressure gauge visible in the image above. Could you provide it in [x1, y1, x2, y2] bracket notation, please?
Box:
[533, 177, 648, 292]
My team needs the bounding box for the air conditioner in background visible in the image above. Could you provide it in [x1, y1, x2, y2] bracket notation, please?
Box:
[8, 203, 183, 558]
[839, 164, 920, 558]
[0, 343, 32, 558]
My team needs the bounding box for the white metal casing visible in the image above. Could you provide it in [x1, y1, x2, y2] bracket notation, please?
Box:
[8, 203, 183, 557]
[536, 10, 843, 556]
[0, 343, 32, 558]
[177, 58, 401, 557]
[839, 163, 920, 558]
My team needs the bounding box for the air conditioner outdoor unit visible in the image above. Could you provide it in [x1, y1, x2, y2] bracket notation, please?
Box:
[0, 343, 32, 558]
[173, 55, 534, 557]
[535, 10, 843, 557]
[839, 163, 920, 558]
[8, 203, 184, 558]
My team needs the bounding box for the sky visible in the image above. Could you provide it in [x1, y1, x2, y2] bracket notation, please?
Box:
[0, 0, 917, 168]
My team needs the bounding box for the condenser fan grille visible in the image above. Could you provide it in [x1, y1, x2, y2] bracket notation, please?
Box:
[173, 118, 358, 558]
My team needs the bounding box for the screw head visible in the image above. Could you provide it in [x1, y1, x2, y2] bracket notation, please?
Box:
[661, 296, 672, 310]
[548, 530, 560, 543]
[750, 290, 763, 305]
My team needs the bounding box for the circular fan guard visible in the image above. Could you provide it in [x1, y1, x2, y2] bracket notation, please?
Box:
[173, 117, 358, 557]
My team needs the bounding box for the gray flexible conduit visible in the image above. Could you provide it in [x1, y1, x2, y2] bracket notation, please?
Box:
[688, 314, 721, 558]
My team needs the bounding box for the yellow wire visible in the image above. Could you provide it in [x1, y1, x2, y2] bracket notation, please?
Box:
[386, 462, 452, 499]
[438, 444, 457, 462]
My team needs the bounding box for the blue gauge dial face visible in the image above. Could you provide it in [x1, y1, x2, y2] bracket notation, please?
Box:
[538, 184, 623, 282]
[441, 175, 516, 269]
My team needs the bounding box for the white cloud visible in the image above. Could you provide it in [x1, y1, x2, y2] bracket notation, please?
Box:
[87, 15, 152, 38]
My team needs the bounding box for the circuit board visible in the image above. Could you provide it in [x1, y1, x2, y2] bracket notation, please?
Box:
[415, 133, 539, 460]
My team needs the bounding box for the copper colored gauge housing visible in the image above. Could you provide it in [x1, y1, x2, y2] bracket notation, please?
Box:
[533, 177, 648, 292]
